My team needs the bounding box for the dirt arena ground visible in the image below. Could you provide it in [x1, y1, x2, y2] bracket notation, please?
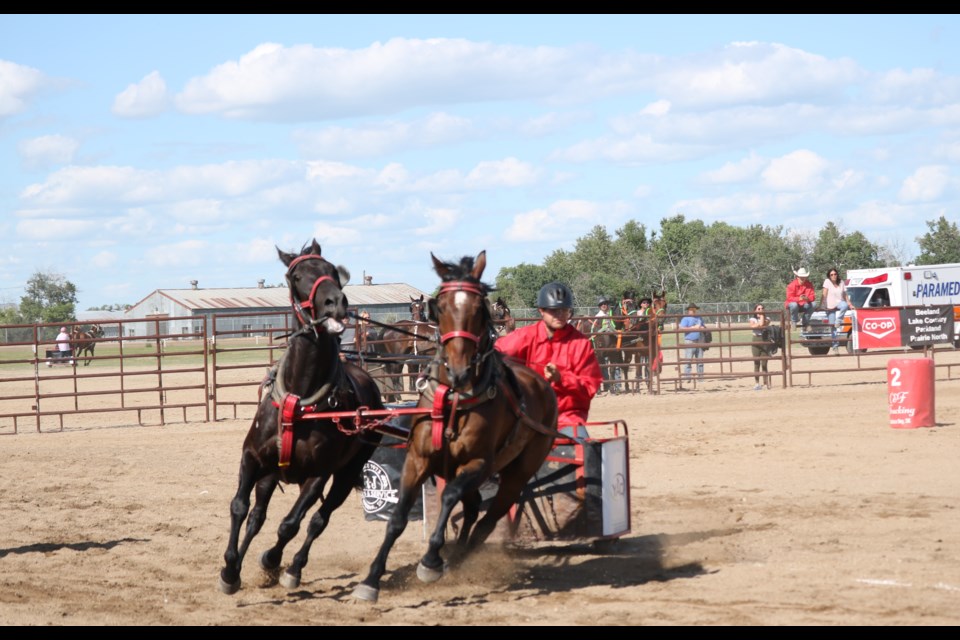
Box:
[1, 356, 958, 626]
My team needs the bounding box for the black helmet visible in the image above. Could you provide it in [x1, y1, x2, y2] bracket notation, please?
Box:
[597, 296, 612, 307]
[537, 282, 574, 310]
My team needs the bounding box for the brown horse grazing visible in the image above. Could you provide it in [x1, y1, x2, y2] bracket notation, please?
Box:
[218, 239, 385, 595]
[491, 296, 515, 335]
[71, 324, 104, 366]
[351, 250, 559, 604]
[376, 295, 437, 396]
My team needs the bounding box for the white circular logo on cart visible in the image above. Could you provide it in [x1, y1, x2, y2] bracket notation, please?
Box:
[361, 461, 399, 514]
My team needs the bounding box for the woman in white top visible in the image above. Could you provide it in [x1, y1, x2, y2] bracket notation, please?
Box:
[821, 267, 853, 352]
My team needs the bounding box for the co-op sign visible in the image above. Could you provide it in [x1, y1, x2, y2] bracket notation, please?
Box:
[855, 306, 955, 350]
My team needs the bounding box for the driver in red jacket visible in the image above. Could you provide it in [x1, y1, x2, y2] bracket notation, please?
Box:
[494, 281, 603, 440]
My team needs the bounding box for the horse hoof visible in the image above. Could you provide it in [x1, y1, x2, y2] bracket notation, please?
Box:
[218, 576, 241, 595]
[416, 561, 447, 584]
[352, 584, 380, 603]
[279, 571, 300, 589]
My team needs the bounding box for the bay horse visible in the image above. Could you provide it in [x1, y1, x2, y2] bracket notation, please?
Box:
[491, 296, 516, 335]
[376, 295, 437, 396]
[352, 250, 559, 603]
[71, 324, 104, 366]
[218, 239, 385, 595]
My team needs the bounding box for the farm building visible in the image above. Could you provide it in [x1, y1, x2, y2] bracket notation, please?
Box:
[123, 279, 432, 338]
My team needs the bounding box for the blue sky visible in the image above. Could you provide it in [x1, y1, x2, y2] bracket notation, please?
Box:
[2, 14, 959, 311]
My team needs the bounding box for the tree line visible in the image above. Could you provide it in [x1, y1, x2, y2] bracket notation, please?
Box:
[1, 215, 958, 329]
[492, 215, 960, 310]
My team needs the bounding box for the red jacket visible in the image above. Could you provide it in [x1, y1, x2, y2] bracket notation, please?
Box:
[494, 321, 603, 427]
[785, 278, 816, 307]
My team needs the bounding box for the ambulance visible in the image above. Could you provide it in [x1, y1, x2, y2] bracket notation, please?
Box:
[800, 262, 960, 354]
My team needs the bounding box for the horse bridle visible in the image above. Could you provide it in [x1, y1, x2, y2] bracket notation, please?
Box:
[285, 254, 339, 328]
[433, 280, 499, 385]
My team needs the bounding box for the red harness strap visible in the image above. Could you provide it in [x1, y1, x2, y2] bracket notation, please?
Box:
[278, 393, 300, 467]
[431, 384, 449, 449]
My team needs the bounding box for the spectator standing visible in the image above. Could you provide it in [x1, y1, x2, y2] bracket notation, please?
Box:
[749, 304, 772, 389]
[678, 303, 706, 381]
[53, 326, 74, 366]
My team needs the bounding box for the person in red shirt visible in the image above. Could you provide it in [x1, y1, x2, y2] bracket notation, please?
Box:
[785, 267, 817, 329]
[494, 281, 603, 440]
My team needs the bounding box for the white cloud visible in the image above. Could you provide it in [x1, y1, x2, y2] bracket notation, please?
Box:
[16, 218, 96, 240]
[174, 39, 634, 122]
[295, 112, 473, 159]
[18, 134, 80, 170]
[312, 222, 364, 246]
[701, 152, 767, 184]
[90, 251, 117, 268]
[0, 59, 48, 117]
[505, 199, 612, 243]
[21, 160, 302, 207]
[465, 158, 539, 188]
[639, 99, 671, 117]
[112, 71, 170, 118]
[413, 208, 459, 236]
[761, 150, 828, 191]
[654, 42, 862, 109]
[898, 165, 951, 202]
[233, 237, 279, 265]
[145, 240, 208, 267]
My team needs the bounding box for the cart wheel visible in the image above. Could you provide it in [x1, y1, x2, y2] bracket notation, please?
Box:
[592, 538, 620, 553]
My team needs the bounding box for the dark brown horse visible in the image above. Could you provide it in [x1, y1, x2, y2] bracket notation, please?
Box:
[376, 295, 437, 396]
[351, 250, 559, 603]
[70, 324, 104, 366]
[491, 296, 516, 335]
[218, 239, 385, 595]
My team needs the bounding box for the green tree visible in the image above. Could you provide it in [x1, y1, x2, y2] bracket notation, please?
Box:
[916, 216, 960, 264]
[18, 270, 77, 325]
[810, 222, 883, 278]
[494, 263, 551, 309]
[650, 214, 707, 303]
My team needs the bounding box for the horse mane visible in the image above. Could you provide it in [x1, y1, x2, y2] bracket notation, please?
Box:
[432, 255, 493, 293]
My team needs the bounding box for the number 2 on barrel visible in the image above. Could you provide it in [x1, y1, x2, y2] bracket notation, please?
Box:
[890, 367, 902, 387]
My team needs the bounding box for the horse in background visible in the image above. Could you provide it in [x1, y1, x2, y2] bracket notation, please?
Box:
[71, 324, 104, 366]
[352, 250, 558, 603]
[491, 297, 515, 335]
[376, 295, 437, 397]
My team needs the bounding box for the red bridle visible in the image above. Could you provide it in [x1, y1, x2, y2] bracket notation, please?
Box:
[285, 254, 337, 326]
[436, 280, 485, 346]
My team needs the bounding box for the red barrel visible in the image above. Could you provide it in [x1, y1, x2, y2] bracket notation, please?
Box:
[887, 358, 935, 429]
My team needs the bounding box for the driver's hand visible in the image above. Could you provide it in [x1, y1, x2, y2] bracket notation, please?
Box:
[544, 362, 560, 383]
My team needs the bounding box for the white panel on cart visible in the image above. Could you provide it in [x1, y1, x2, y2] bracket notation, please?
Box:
[601, 438, 629, 536]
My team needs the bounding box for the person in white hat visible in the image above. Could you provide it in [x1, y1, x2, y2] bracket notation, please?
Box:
[785, 267, 816, 329]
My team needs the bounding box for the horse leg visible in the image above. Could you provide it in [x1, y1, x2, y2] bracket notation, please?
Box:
[219, 462, 276, 595]
[456, 489, 482, 548]
[258, 474, 328, 582]
[418, 462, 487, 583]
[279, 447, 374, 589]
[352, 459, 433, 603]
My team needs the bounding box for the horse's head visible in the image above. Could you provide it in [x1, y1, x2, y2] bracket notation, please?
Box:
[620, 290, 639, 315]
[278, 238, 351, 335]
[429, 250, 493, 391]
[410, 295, 427, 322]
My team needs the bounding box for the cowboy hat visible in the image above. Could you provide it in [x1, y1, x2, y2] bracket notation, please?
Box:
[793, 267, 811, 278]
[686, 302, 700, 310]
